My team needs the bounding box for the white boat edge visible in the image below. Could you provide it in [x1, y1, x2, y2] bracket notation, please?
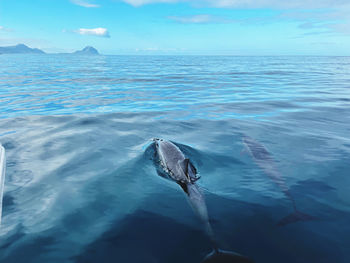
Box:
[0, 145, 5, 225]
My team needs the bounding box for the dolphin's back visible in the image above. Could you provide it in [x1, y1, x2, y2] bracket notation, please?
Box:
[244, 137, 272, 161]
[153, 139, 253, 262]
[158, 140, 185, 166]
[155, 139, 187, 181]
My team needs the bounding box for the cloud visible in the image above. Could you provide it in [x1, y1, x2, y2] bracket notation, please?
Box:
[75, 28, 110, 37]
[122, 0, 350, 35]
[70, 0, 100, 8]
[168, 15, 213, 24]
[122, 0, 350, 9]
[0, 26, 12, 32]
[281, 7, 350, 35]
[168, 14, 235, 24]
[207, 0, 350, 9]
[122, 0, 177, 7]
[328, 22, 350, 35]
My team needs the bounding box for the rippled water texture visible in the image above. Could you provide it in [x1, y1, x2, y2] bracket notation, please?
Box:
[0, 55, 350, 263]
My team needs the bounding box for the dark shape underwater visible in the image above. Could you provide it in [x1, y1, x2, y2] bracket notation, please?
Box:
[242, 135, 317, 226]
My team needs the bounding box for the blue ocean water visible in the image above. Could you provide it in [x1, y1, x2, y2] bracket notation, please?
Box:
[0, 54, 349, 263]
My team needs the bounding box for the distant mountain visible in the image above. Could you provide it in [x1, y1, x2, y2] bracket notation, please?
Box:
[0, 44, 45, 54]
[0, 44, 101, 55]
[73, 46, 99, 55]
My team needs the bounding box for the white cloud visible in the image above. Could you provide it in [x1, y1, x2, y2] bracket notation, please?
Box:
[280, 7, 350, 35]
[168, 14, 212, 23]
[0, 26, 12, 32]
[122, 0, 350, 9]
[168, 14, 235, 24]
[70, 0, 100, 8]
[75, 28, 110, 37]
[327, 22, 350, 35]
[122, 0, 177, 7]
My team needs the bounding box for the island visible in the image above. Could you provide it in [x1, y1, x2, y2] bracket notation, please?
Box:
[74, 46, 99, 55]
[0, 44, 45, 54]
[0, 44, 100, 55]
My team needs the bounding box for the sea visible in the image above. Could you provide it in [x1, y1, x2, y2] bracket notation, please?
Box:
[0, 54, 349, 263]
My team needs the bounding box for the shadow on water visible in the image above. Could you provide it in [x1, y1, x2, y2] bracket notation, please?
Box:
[70, 189, 348, 263]
[0, 141, 349, 263]
[74, 210, 211, 263]
[1, 195, 348, 263]
[291, 179, 336, 196]
[0, 115, 349, 263]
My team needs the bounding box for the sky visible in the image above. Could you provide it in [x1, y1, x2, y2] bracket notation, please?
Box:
[0, 0, 349, 55]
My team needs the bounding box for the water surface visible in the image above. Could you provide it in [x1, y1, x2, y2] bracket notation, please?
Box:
[0, 55, 349, 262]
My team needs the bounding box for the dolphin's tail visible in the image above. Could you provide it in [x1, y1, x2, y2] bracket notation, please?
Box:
[277, 210, 317, 226]
[202, 249, 254, 263]
[184, 184, 254, 262]
[0, 145, 6, 225]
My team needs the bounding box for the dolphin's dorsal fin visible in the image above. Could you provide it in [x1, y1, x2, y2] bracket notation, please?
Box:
[179, 159, 190, 179]
[188, 161, 197, 175]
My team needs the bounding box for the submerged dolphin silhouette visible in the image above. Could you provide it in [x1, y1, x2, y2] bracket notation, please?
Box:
[153, 138, 253, 263]
[0, 145, 6, 225]
[242, 136, 315, 226]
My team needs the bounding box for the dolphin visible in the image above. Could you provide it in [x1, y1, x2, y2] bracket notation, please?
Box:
[153, 138, 253, 263]
[0, 144, 6, 225]
[242, 135, 315, 226]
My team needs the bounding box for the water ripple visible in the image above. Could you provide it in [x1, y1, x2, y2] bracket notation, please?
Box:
[1, 55, 350, 120]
